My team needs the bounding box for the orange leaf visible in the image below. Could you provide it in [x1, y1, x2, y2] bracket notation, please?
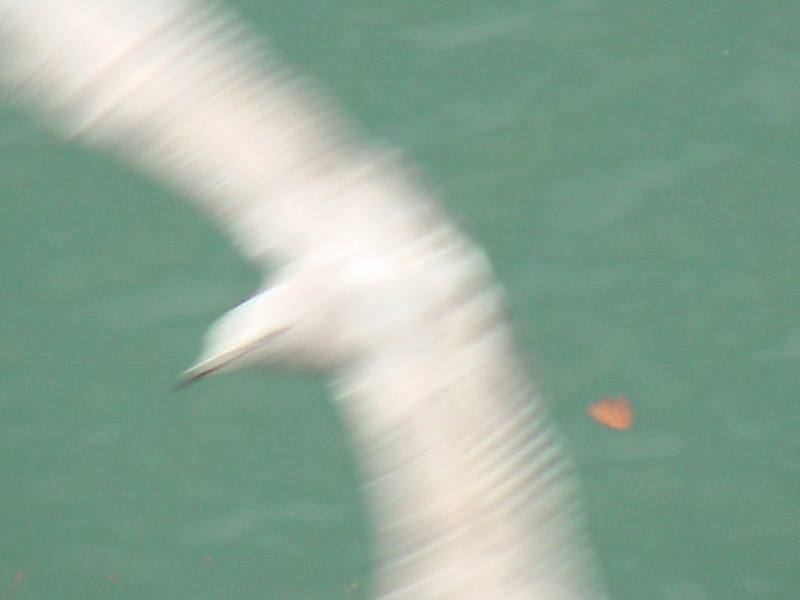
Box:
[587, 396, 632, 430]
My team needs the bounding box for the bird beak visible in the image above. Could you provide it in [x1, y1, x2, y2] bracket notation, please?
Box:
[175, 327, 288, 389]
[175, 339, 263, 389]
[175, 356, 227, 389]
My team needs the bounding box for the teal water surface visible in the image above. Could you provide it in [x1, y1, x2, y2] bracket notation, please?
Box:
[2, 1, 799, 599]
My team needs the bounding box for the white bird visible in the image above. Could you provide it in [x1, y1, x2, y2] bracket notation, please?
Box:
[0, 1, 608, 598]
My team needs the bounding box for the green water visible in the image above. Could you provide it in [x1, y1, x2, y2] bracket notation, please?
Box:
[2, 1, 799, 598]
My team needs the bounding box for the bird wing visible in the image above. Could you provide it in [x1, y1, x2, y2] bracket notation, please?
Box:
[336, 332, 606, 599]
[0, 0, 431, 269]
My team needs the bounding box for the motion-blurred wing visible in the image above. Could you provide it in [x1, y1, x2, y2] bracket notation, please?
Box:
[338, 329, 605, 599]
[0, 0, 433, 268]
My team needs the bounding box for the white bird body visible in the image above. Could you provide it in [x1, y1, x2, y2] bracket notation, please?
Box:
[0, 1, 608, 597]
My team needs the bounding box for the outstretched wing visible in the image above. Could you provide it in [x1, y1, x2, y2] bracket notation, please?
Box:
[337, 329, 605, 599]
[0, 0, 435, 269]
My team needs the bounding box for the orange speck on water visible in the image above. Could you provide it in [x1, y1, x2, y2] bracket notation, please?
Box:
[587, 396, 632, 430]
[6, 570, 24, 598]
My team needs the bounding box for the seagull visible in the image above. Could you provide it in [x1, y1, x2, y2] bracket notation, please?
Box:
[0, 1, 608, 598]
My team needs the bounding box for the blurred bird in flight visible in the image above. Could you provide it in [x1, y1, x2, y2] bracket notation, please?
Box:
[0, 1, 608, 598]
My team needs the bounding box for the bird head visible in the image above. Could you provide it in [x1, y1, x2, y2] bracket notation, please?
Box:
[179, 274, 341, 386]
